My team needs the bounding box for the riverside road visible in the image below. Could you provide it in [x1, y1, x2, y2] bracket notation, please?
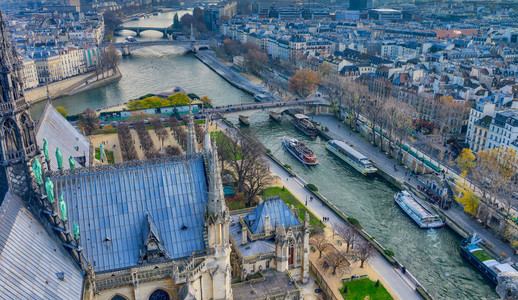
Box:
[313, 115, 518, 262]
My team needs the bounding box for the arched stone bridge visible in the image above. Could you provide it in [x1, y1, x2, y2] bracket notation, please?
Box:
[115, 26, 181, 38]
[106, 40, 210, 56]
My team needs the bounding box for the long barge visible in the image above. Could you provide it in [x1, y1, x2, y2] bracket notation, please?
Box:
[326, 139, 377, 175]
[461, 233, 518, 284]
[394, 191, 445, 228]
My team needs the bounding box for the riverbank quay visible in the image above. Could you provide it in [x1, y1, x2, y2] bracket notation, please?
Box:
[25, 67, 121, 104]
[195, 51, 281, 101]
[313, 115, 518, 263]
[215, 118, 424, 300]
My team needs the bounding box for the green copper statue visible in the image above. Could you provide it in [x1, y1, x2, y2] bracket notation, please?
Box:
[56, 147, 63, 169]
[100, 143, 105, 161]
[73, 221, 80, 240]
[59, 192, 67, 221]
[45, 177, 55, 203]
[43, 138, 50, 161]
[68, 156, 76, 169]
[32, 158, 43, 184]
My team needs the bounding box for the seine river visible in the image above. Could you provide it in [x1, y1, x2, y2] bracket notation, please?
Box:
[31, 11, 497, 299]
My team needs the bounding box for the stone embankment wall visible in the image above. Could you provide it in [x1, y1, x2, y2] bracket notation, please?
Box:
[25, 68, 121, 104]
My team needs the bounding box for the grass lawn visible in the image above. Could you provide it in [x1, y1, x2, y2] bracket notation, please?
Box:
[340, 278, 393, 300]
[472, 249, 493, 262]
[262, 186, 324, 230]
[95, 148, 115, 164]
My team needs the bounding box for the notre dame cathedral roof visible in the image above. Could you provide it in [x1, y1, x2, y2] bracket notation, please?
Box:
[0, 192, 83, 299]
[49, 155, 210, 273]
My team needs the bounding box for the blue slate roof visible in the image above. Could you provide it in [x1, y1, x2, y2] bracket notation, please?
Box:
[229, 214, 275, 258]
[0, 192, 83, 299]
[244, 198, 300, 234]
[36, 102, 91, 170]
[51, 156, 209, 273]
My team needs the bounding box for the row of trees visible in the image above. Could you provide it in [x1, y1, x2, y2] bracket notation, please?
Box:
[117, 123, 138, 161]
[455, 147, 518, 221]
[168, 115, 188, 151]
[134, 120, 158, 159]
[320, 75, 416, 161]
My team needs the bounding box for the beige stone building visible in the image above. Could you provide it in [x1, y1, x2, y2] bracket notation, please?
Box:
[229, 197, 309, 299]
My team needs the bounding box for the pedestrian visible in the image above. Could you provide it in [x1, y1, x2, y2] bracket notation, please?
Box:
[286, 177, 289, 181]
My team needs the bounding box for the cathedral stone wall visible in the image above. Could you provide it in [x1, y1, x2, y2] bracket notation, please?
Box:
[96, 278, 179, 300]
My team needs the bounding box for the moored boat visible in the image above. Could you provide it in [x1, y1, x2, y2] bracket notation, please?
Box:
[283, 136, 318, 165]
[293, 114, 317, 137]
[254, 93, 268, 102]
[394, 191, 445, 228]
[239, 115, 250, 125]
[269, 111, 281, 121]
[326, 140, 377, 175]
[460, 233, 518, 284]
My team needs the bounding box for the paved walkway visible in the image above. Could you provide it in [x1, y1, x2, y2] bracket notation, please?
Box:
[266, 160, 421, 300]
[313, 115, 518, 261]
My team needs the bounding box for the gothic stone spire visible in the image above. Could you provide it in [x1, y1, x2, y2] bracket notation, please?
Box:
[186, 104, 197, 154]
[0, 11, 39, 197]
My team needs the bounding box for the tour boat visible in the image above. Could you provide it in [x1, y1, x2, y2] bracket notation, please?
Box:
[461, 233, 518, 284]
[126, 36, 137, 42]
[394, 191, 445, 229]
[293, 114, 317, 137]
[269, 111, 281, 122]
[254, 93, 268, 102]
[283, 136, 318, 166]
[326, 140, 377, 175]
[239, 115, 250, 126]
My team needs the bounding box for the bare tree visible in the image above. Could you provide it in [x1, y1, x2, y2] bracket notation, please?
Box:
[215, 130, 269, 204]
[356, 241, 375, 268]
[104, 44, 120, 73]
[194, 122, 205, 148]
[343, 79, 368, 131]
[150, 118, 168, 149]
[310, 232, 331, 259]
[78, 108, 100, 135]
[363, 95, 385, 149]
[134, 120, 158, 159]
[334, 223, 357, 253]
[323, 247, 350, 276]
[165, 145, 182, 156]
[117, 123, 138, 161]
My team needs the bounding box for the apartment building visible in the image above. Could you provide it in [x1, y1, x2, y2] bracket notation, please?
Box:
[21, 58, 39, 90]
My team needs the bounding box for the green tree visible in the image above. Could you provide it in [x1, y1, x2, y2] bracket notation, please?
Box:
[173, 13, 180, 29]
[56, 106, 68, 118]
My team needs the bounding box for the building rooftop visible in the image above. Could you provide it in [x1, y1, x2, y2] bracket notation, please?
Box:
[50, 155, 209, 273]
[0, 192, 83, 299]
[243, 197, 300, 234]
[36, 102, 90, 169]
[231, 269, 300, 299]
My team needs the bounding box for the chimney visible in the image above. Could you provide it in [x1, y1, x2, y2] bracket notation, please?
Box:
[264, 216, 271, 235]
[242, 227, 247, 245]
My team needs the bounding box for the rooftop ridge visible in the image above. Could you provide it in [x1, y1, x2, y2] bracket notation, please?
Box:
[47, 153, 203, 178]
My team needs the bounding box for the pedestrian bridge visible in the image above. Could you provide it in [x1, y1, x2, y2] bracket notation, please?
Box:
[108, 40, 210, 56]
[207, 98, 327, 119]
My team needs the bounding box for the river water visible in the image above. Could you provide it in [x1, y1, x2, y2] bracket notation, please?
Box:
[30, 12, 497, 299]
